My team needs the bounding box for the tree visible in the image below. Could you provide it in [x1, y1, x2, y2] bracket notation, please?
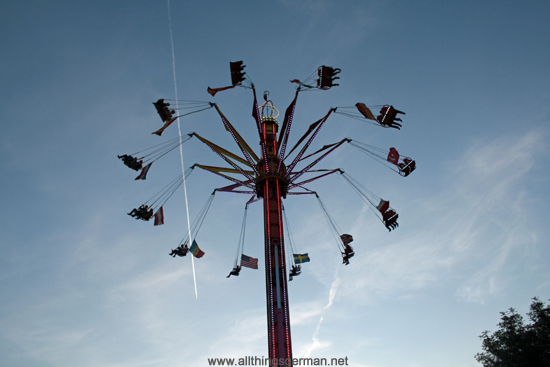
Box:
[475, 298, 550, 367]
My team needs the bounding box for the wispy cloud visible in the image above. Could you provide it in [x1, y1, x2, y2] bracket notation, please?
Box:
[302, 272, 341, 357]
[331, 128, 548, 304]
[450, 129, 547, 302]
[205, 309, 268, 358]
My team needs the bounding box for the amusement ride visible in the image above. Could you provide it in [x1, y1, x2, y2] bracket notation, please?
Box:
[118, 62, 416, 363]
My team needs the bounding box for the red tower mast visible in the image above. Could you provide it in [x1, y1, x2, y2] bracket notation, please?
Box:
[255, 106, 293, 363]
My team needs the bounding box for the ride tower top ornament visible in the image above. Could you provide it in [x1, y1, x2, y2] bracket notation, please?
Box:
[259, 91, 280, 133]
[255, 93, 288, 199]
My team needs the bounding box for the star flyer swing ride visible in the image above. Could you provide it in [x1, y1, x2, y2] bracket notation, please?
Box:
[119, 62, 416, 364]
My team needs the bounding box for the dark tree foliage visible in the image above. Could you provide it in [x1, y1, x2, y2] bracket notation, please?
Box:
[476, 298, 550, 367]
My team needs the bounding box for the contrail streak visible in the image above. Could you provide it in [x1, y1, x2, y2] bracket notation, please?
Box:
[167, 0, 198, 299]
[304, 271, 341, 357]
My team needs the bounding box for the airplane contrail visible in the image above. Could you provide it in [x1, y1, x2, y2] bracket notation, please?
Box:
[168, 0, 198, 299]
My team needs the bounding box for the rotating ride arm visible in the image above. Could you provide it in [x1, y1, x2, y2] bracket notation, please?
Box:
[288, 138, 350, 185]
[191, 132, 255, 181]
[284, 108, 336, 176]
[212, 103, 261, 177]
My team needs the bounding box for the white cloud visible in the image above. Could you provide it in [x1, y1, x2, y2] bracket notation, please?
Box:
[302, 273, 340, 358]
[328, 127, 548, 305]
[206, 309, 267, 358]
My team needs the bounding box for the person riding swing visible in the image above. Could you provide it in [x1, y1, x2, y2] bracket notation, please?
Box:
[377, 105, 405, 130]
[226, 265, 241, 278]
[118, 154, 143, 171]
[169, 244, 189, 257]
[289, 265, 301, 281]
[342, 244, 355, 265]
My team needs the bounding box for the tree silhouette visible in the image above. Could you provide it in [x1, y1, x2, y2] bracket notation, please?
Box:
[475, 298, 550, 367]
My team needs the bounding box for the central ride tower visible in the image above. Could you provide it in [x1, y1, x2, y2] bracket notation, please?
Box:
[255, 100, 293, 364]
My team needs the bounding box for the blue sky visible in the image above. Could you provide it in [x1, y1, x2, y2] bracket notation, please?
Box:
[1, 1, 549, 366]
